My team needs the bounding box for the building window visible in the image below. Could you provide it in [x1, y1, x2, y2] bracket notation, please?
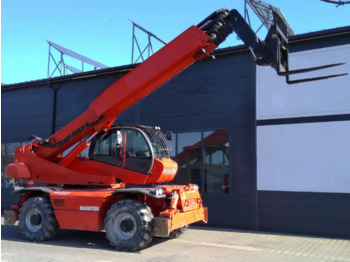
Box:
[176, 132, 202, 186]
[175, 130, 229, 194]
[203, 131, 229, 193]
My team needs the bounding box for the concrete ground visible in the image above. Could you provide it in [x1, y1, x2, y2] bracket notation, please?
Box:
[2, 217, 350, 262]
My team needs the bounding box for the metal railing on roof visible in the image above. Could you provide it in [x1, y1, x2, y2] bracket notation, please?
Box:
[130, 20, 167, 64]
[46, 40, 109, 78]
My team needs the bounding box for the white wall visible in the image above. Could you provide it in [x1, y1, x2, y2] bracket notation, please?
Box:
[257, 121, 350, 193]
[257, 44, 350, 120]
[256, 44, 350, 193]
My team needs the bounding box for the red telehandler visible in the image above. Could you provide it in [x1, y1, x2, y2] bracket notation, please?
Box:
[5, 8, 346, 251]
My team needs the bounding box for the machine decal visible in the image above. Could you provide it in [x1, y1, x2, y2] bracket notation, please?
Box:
[79, 206, 100, 212]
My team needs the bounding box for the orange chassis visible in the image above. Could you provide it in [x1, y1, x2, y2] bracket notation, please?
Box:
[13, 184, 207, 237]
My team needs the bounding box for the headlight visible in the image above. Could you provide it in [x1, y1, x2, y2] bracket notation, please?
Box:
[154, 188, 164, 196]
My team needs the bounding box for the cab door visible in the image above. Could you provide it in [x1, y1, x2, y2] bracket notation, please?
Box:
[90, 128, 154, 174]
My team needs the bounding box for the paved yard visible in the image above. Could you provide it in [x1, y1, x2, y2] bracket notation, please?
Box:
[2, 218, 350, 262]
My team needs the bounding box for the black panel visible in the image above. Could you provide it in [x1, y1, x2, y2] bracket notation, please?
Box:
[1, 74, 125, 143]
[1, 188, 20, 212]
[290, 28, 350, 52]
[135, 55, 254, 128]
[257, 114, 350, 126]
[203, 195, 254, 229]
[258, 191, 350, 238]
[2, 86, 52, 142]
[53, 74, 122, 132]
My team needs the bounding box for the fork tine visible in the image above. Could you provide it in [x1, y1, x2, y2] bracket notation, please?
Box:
[278, 63, 345, 76]
[286, 72, 348, 84]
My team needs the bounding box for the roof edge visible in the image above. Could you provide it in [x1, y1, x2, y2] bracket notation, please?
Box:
[2, 26, 350, 91]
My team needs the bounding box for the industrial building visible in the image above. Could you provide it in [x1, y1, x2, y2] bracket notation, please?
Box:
[2, 25, 350, 238]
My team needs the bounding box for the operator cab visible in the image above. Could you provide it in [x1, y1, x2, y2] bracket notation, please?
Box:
[89, 125, 172, 174]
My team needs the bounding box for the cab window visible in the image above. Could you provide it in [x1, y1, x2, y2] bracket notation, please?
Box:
[90, 128, 153, 174]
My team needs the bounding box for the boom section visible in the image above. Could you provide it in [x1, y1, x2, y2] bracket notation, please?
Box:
[34, 26, 219, 160]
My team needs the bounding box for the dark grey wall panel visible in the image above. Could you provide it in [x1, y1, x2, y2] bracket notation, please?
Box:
[203, 196, 255, 229]
[2, 86, 53, 142]
[117, 53, 257, 229]
[131, 54, 255, 130]
[290, 27, 350, 52]
[52, 74, 123, 132]
[1, 188, 20, 211]
[258, 191, 350, 238]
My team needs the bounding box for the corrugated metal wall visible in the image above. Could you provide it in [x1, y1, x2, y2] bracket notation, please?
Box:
[2, 86, 53, 142]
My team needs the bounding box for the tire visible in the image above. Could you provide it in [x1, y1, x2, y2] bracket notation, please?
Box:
[169, 225, 188, 239]
[18, 197, 59, 241]
[105, 199, 154, 251]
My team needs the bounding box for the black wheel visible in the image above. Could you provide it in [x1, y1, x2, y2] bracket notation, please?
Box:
[105, 199, 154, 251]
[169, 225, 188, 239]
[18, 197, 59, 241]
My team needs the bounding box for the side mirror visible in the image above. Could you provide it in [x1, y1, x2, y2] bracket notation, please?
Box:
[116, 131, 123, 146]
[116, 131, 126, 159]
[166, 131, 173, 141]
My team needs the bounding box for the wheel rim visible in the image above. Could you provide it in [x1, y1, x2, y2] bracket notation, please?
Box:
[113, 212, 137, 240]
[25, 207, 43, 233]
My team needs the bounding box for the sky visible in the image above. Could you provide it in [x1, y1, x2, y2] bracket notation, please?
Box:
[1, 0, 350, 85]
